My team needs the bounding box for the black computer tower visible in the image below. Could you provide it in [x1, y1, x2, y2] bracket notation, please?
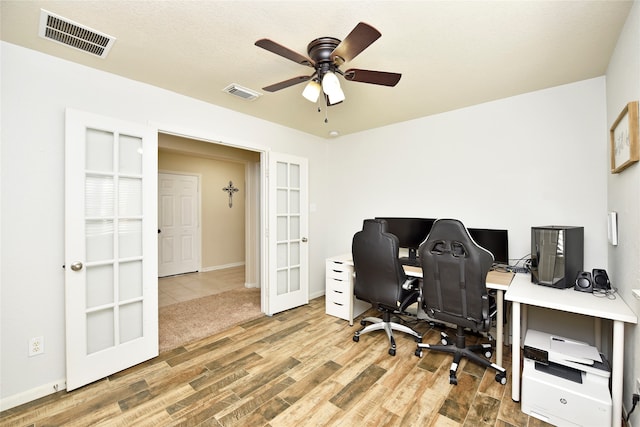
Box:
[531, 226, 584, 288]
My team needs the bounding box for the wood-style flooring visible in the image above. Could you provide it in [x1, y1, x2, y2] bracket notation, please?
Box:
[1, 297, 551, 426]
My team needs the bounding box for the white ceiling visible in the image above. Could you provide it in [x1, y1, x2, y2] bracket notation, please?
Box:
[1, 1, 633, 138]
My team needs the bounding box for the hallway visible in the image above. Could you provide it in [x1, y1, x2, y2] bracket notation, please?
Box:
[158, 266, 246, 307]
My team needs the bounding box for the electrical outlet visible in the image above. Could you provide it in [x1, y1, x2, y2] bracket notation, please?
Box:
[29, 336, 44, 356]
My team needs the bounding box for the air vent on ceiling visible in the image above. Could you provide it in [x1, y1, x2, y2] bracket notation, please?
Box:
[38, 9, 116, 59]
[223, 84, 262, 101]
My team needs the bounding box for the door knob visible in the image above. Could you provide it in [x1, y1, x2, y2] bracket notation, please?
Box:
[301, 237, 308, 242]
[70, 262, 83, 271]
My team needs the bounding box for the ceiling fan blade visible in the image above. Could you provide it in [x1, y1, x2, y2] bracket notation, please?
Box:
[343, 69, 401, 87]
[331, 22, 381, 63]
[255, 39, 314, 67]
[262, 75, 311, 92]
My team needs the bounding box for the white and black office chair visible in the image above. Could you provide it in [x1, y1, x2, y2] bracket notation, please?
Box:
[415, 218, 507, 385]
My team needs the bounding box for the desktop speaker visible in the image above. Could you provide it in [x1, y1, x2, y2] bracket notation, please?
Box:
[574, 271, 593, 292]
[592, 269, 611, 290]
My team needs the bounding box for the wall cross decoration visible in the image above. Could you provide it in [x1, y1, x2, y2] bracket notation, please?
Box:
[222, 181, 239, 208]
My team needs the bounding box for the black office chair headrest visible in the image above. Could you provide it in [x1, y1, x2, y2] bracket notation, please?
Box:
[423, 219, 494, 263]
[362, 218, 388, 234]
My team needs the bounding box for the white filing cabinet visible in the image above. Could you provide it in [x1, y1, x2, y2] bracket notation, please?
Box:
[325, 254, 371, 325]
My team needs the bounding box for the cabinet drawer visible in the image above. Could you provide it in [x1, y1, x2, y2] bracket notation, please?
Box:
[326, 283, 351, 304]
[326, 264, 352, 281]
[325, 298, 350, 319]
[326, 276, 350, 293]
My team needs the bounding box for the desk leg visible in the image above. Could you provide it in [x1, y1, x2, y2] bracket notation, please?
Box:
[496, 289, 503, 367]
[611, 320, 624, 427]
[511, 301, 521, 401]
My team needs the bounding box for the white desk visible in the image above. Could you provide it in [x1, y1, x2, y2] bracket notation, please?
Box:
[403, 265, 513, 366]
[505, 273, 637, 427]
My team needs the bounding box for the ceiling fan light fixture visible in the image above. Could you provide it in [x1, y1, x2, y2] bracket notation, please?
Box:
[302, 79, 321, 103]
[321, 71, 340, 94]
[327, 86, 345, 105]
[322, 71, 345, 105]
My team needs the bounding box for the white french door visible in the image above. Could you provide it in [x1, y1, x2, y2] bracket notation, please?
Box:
[64, 109, 158, 391]
[266, 152, 309, 315]
[158, 172, 200, 277]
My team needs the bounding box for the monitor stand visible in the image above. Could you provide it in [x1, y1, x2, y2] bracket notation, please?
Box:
[400, 248, 420, 267]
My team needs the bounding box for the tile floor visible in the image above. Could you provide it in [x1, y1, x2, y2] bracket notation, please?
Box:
[158, 266, 246, 307]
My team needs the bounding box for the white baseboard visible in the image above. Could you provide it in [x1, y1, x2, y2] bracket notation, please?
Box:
[0, 378, 66, 411]
[310, 290, 325, 300]
[201, 262, 245, 272]
[244, 282, 259, 288]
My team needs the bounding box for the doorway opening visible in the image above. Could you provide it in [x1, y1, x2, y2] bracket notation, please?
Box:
[157, 132, 262, 351]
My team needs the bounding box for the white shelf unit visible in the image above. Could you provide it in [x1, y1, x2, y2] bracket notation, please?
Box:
[325, 254, 371, 325]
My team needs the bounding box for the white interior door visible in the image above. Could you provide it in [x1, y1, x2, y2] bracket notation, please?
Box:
[65, 108, 158, 391]
[158, 173, 200, 277]
[266, 152, 309, 315]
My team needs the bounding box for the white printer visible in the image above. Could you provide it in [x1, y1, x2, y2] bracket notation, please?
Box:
[521, 329, 612, 427]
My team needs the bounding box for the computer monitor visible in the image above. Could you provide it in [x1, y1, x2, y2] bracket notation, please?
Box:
[375, 217, 436, 263]
[467, 227, 509, 265]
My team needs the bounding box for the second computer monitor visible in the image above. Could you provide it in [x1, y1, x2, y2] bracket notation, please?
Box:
[467, 228, 509, 265]
[375, 217, 436, 262]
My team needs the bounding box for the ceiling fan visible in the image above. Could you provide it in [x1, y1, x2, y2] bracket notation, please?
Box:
[255, 22, 401, 106]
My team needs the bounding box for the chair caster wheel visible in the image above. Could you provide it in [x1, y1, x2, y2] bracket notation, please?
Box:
[388, 348, 396, 356]
[415, 349, 423, 358]
[495, 373, 507, 385]
[440, 333, 450, 345]
[353, 335, 359, 342]
[415, 336, 422, 343]
[360, 319, 366, 326]
[449, 376, 458, 385]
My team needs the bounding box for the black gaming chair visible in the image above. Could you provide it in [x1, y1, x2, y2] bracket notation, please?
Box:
[351, 219, 422, 356]
[415, 218, 507, 385]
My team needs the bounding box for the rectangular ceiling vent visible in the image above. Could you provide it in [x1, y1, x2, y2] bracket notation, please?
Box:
[38, 9, 116, 59]
[223, 84, 262, 101]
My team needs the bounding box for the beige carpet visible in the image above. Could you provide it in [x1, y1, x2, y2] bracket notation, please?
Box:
[159, 287, 262, 353]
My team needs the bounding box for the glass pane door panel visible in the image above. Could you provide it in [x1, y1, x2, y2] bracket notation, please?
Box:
[119, 178, 142, 216]
[86, 129, 114, 172]
[277, 189, 288, 214]
[290, 267, 300, 292]
[290, 242, 300, 265]
[290, 190, 300, 214]
[277, 216, 288, 241]
[289, 164, 300, 188]
[119, 219, 142, 258]
[118, 135, 143, 175]
[87, 309, 114, 354]
[86, 220, 114, 262]
[119, 261, 142, 301]
[277, 270, 288, 295]
[119, 302, 143, 343]
[290, 216, 300, 240]
[86, 265, 114, 308]
[277, 161, 288, 187]
[86, 176, 114, 217]
[277, 243, 288, 268]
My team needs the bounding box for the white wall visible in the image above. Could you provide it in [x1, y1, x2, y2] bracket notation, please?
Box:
[327, 78, 608, 269]
[605, 1, 640, 422]
[0, 41, 330, 407]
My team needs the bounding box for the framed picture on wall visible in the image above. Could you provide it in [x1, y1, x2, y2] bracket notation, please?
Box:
[610, 101, 639, 174]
